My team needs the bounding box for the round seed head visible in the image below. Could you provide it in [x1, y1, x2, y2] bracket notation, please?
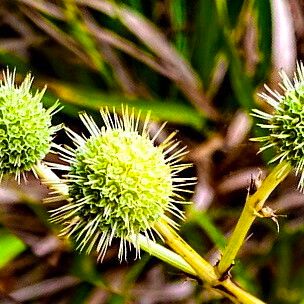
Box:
[0, 69, 60, 182]
[51, 107, 195, 261]
[252, 62, 304, 191]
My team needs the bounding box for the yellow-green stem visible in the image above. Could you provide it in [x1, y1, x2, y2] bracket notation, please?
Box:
[154, 218, 217, 283]
[217, 161, 292, 275]
[130, 234, 196, 276]
[219, 279, 265, 304]
[154, 219, 265, 304]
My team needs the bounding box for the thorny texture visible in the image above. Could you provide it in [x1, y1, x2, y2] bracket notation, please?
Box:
[252, 62, 304, 191]
[50, 107, 196, 261]
[0, 69, 60, 182]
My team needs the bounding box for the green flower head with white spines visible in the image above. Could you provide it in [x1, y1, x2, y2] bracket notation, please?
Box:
[51, 107, 195, 261]
[0, 69, 61, 182]
[252, 62, 304, 191]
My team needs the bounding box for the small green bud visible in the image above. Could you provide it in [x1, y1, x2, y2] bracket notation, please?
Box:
[51, 107, 195, 261]
[252, 62, 304, 191]
[0, 69, 61, 182]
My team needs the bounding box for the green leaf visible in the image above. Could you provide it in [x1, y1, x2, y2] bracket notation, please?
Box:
[0, 51, 29, 73]
[70, 283, 93, 304]
[71, 254, 107, 287]
[123, 254, 150, 289]
[63, 0, 112, 84]
[192, 0, 220, 87]
[44, 81, 205, 130]
[108, 294, 125, 304]
[190, 210, 226, 249]
[0, 230, 26, 269]
[254, 0, 272, 82]
[215, 0, 256, 110]
[169, 0, 189, 57]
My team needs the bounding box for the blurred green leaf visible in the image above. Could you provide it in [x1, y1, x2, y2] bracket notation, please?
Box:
[44, 81, 205, 130]
[125, 0, 143, 12]
[70, 283, 93, 304]
[0, 230, 26, 269]
[190, 210, 226, 249]
[63, 0, 112, 84]
[192, 0, 221, 87]
[215, 0, 255, 110]
[169, 0, 188, 57]
[123, 254, 150, 289]
[254, 0, 272, 82]
[107, 294, 125, 304]
[71, 254, 107, 287]
[0, 51, 29, 73]
[233, 262, 260, 295]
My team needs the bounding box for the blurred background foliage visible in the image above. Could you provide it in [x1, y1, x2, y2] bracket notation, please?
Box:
[0, 0, 304, 303]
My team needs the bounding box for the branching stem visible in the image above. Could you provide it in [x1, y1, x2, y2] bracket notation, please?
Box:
[217, 161, 292, 275]
[154, 218, 265, 304]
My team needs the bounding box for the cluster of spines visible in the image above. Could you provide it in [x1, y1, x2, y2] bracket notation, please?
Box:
[48, 107, 196, 261]
[252, 62, 304, 191]
[0, 69, 61, 182]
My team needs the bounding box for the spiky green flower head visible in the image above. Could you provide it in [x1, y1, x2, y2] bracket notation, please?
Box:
[51, 107, 195, 261]
[0, 69, 61, 182]
[252, 61, 304, 191]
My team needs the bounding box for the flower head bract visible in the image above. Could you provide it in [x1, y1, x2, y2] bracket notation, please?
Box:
[252, 62, 304, 191]
[0, 69, 61, 182]
[50, 107, 195, 261]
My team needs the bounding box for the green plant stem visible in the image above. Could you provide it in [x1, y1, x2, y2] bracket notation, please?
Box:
[217, 161, 292, 275]
[154, 218, 265, 304]
[154, 218, 217, 283]
[129, 234, 196, 276]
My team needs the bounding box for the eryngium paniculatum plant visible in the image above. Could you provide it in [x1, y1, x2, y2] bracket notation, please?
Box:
[0, 69, 60, 182]
[51, 107, 195, 261]
[252, 62, 304, 191]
